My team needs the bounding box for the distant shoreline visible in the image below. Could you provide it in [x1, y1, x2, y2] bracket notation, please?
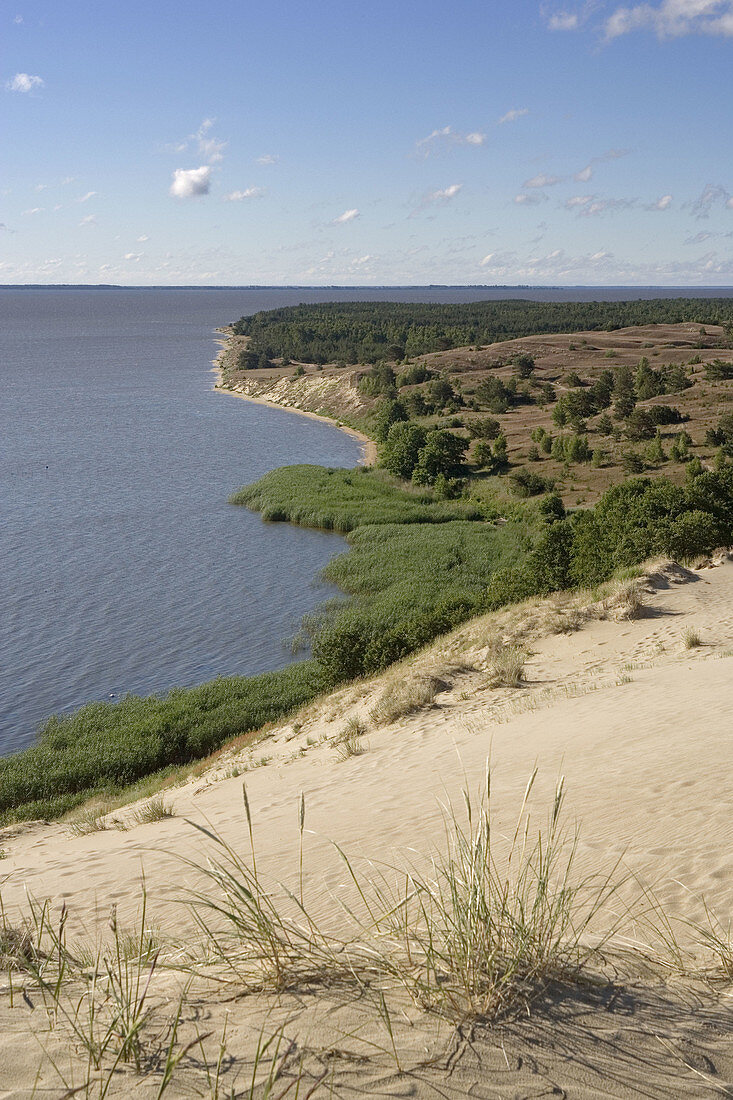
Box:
[211, 331, 377, 466]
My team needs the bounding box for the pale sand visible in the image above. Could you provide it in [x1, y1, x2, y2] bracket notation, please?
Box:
[1, 559, 732, 1095]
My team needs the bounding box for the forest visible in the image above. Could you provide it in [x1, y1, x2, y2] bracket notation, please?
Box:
[231, 298, 733, 365]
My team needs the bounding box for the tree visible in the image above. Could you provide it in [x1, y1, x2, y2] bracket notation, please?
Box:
[380, 421, 426, 479]
[613, 365, 636, 420]
[468, 417, 501, 440]
[411, 430, 468, 485]
[373, 398, 408, 443]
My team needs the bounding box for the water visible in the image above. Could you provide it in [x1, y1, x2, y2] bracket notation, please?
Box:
[2, 285, 732, 757]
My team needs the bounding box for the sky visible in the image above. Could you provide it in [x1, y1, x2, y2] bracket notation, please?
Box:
[2, 0, 733, 286]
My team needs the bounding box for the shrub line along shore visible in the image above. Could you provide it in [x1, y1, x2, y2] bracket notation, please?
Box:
[211, 331, 378, 465]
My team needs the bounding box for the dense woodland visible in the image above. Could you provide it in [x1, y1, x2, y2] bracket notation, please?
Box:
[232, 298, 733, 365]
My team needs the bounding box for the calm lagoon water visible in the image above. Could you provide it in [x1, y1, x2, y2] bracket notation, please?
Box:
[2, 285, 732, 756]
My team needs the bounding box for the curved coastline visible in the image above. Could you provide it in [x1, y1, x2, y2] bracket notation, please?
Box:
[210, 332, 378, 466]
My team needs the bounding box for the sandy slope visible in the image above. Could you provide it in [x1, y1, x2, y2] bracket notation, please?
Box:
[1, 559, 732, 1096]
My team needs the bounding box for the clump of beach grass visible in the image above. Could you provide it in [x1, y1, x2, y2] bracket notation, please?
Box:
[369, 673, 446, 726]
[606, 578, 645, 621]
[182, 771, 625, 1025]
[486, 639, 527, 688]
[67, 805, 111, 837]
[334, 717, 368, 760]
[130, 795, 174, 826]
[683, 626, 702, 649]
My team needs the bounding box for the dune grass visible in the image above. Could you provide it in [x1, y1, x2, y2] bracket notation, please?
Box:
[183, 770, 626, 1024]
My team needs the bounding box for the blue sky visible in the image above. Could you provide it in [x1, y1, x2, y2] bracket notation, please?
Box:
[2, 0, 733, 285]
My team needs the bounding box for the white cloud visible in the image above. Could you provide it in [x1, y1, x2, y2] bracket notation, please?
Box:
[689, 182, 730, 218]
[479, 252, 495, 265]
[77, 191, 96, 203]
[170, 166, 212, 199]
[123, 252, 143, 262]
[21, 206, 42, 215]
[577, 196, 637, 216]
[514, 193, 545, 205]
[79, 214, 97, 227]
[548, 10, 580, 27]
[654, 193, 673, 209]
[605, 0, 733, 39]
[137, 234, 150, 242]
[416, 126, 486, 155]
[565, 194, 595, 208]
[523, 173, 563, 188]
[333, 208, 360, 223]
[498, 107, 529, 124]
[7, 72, 43, 92]
[226, 187, 266, 201]
[429, 184, 462, 201]
[575, 149, 629, 183]
[192, 118, 227, 163]
[256, 153, 279, 165]
[411, 183, 463, 215]
[14, 15, 23, 23]
[685, 230, 715, 243]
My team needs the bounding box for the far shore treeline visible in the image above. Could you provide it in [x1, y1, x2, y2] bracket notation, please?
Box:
[232, 298, 733, 365]
[4, 296, 733, 824]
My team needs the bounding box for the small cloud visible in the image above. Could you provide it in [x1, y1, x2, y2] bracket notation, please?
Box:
[415, 126, 486, 156]
[523, 173, 562, 188]
[60, 176, 75, 185]
[123, 252, 143, 261]
[565, 194, 595, 208]
[605, 0, 733, 39]
[225, 187, 266, 201]
[685, 230, 715, 244]
[137, 234, 150, 242]
[479, 252, 495, 265]
[333, 208, 360, 223]
[79, 214, 97, 227]
[514, 193, 545, 205]
[7, 72, 43, 92]
[195, 118, 226, 163]
[411, 182, 463, 215]
[21, 206, 42, 215]
[498, 107, 529, 124]
[170, 165, 211, 199]
[14, 15, 23, 23]
[77, 191, 96, 203]
[429, 183, 462, 202]
[256, 153, 278, 165]
[577, 196, 637, 216]
[548, 10, 580, 28]
[652, 193, 673, 210]
[574, 149, 628, 183]
[689, 183, 730, 219]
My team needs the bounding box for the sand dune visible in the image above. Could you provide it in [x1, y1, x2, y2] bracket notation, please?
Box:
[1, 558, 732, 1096]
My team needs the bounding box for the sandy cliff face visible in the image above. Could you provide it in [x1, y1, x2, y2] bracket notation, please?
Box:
[225, 369, 370, 419]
